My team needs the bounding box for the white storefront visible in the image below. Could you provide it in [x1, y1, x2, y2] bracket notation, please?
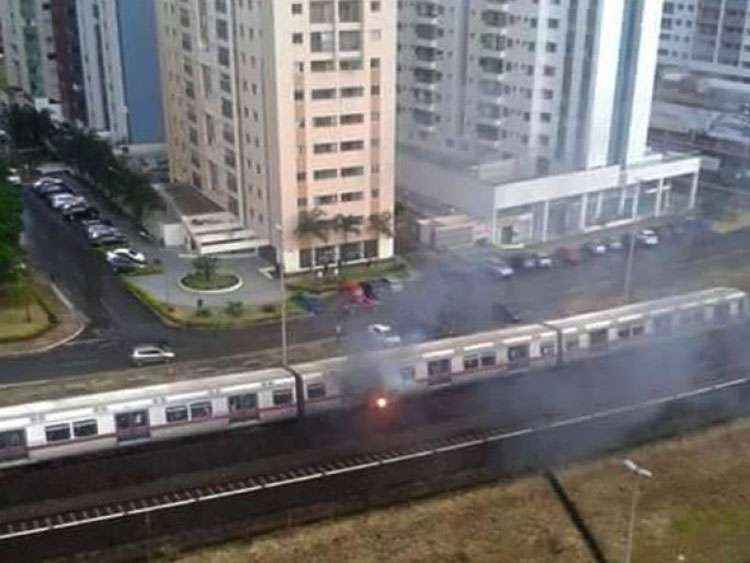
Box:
[397, 151, 702, 248]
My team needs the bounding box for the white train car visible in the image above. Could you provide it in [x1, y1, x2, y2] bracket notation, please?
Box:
[545, 287, 748, 360]
[0, 368, 296, 467]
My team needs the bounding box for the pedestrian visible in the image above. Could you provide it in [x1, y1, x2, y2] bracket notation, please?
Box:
[335, 323, 342, 341]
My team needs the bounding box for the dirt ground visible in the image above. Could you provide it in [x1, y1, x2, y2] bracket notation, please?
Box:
[169, 418, 750, 563]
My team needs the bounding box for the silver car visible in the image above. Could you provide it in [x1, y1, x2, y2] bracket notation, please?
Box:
[130, 344, 175, 366]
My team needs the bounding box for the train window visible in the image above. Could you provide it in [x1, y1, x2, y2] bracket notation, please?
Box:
[632, 325, 645, 337]
[0, 430, 25, 449]
[166, 405, 189, 423]
[463, 355, 480, 370]
[229, 393, 258, 411]
[307, 383, 326, 399]
[428, 359, 451, 375]
[399, 366, 415, 383]
[565, 337, 579, 351]
[273, 389, 294, 406]
[116, 411, 149, 429]
[45, 424, 71, 443]
[589, 330, 608, 347]
[190, 402, 213, 420]
[540, 342, 556, 357]
[507, 345, 529, 361]
[618, 327, 631, 339]
[481, 353, 497, 367]
[73, 420, 98, 438]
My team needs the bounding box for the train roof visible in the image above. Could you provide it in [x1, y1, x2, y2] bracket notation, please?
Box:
[545, 287, 746, 332]
[0, 367, 292, 426]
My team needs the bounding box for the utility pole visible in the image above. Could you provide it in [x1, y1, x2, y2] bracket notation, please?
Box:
[622, 459, 653, 563]
[623, 229, 636, 302]
[276, 224, 288, 365]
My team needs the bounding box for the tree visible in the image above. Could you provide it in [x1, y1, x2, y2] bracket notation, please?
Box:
[295, 208, 331, 242]
[192, 256, 219, 283]
[6, 104, 54, 151]
[368, 211, 394, 238]
[0, 171, 23, 284]
[334, 214, 362, 265]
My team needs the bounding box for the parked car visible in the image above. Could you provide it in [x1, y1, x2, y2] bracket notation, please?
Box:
[47, 193, 81, 209]
[583, 240, 608, 255]
[107, 256, 143, 274]
[64, 206, 100, 222]
[130, 344, 175, 366]
[367, 324, 402, 346]
[485, 259, 514, 278]
[33, 176, 65, 190]
[509, 253, 537, 271]
[37, 182, 72, 198]
[606, 237, 624, 251]
[533, 253, 553, 268]
[91, 232, 128, 247]
[106, 247, 146, 264]
[371, 276, 404, 294]
[54, 196, 86, 211]
[6, 169, 21, 186]
[492, 303, 521, 324]
[557, 245, 582, 266]
[635, 229, 659, 247]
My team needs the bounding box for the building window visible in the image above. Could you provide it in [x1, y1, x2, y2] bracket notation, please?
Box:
[292, 32, 303, 44]
[292, 3, 302, 15]
[341, 166, 364, 177]
[314, 169, 338, 180]
[364, 239, 378, 258]
[312, 88, 336, 100]
[300, 248, 313, 268]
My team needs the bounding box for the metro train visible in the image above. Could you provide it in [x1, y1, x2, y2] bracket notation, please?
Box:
[0, 287, 746, 468]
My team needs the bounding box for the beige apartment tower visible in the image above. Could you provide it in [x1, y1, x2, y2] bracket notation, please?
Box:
[156, 0, 395, 273]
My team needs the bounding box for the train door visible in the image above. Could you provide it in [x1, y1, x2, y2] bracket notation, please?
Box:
[115, 410, 150, 443]
[507, 344, 530, 369]
[228, 393, 259, 423]
[427, 358, 452, 385]
[0, 429, 27, 462]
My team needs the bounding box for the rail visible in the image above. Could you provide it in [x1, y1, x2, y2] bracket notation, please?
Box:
[0, 376, 747, 542]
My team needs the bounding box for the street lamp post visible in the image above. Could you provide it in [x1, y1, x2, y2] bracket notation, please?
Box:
[276, 224, 288, 365]
[622, 458, 653, 563]
[623, 229, 636, 302]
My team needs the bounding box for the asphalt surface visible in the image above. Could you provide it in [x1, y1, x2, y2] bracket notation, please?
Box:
[4, 177, 750, 382]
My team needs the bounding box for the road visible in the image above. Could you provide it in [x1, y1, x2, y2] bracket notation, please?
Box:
[5, 179, 750, 382]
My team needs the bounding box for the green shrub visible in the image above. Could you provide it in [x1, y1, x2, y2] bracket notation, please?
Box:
[225, 301, 244, 317]
[261, 303, 277, 314]
[195, 307, 212, 318]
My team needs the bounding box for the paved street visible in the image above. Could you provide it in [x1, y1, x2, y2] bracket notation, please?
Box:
[4, 180, 750, 383]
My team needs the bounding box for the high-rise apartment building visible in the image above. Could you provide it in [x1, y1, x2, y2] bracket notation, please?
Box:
[398, 0, 663, 174]
[658, 0, 750, 83]
[1, 0, 62, 116]
[51, 0, 87, 125]
[76, 0, 165, 145]
[156, 0, 395, 272]
[396, 0, 702, 248]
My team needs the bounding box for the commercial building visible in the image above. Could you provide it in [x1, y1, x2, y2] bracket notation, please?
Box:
[1, 0, 63, 117]
[396, 0, 701, 247]
[156, 0, 396, 272]
[76, 0, 165, 145]
[658, 0, 750, 83]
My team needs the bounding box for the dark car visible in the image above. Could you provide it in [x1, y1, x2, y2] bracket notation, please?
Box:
[107, 256, 141, 274]
[65, 206, 100, 222]
[509, 253, 537, 271]
[492, 303, 521, 324]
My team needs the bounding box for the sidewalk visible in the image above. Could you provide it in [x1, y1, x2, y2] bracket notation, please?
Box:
[0, 277, 87, 358]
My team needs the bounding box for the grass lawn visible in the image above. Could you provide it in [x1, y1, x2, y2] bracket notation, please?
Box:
[0, 296, 50, 342]
[171, 419, 750, 563]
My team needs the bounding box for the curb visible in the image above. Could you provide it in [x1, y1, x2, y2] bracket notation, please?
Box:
[177, 274, 244, 294]
[0, 283, 89, 358]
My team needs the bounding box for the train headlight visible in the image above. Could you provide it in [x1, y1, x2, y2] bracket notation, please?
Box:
[375, 396, 388, 409]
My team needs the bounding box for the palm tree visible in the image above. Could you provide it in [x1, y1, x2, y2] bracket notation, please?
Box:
[295, 208, 330, 242]
[334, 214, 362, 265]
[368, 211, 394, 238]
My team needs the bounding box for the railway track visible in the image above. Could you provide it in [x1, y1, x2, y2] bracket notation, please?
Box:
[1, 374, 747, 554]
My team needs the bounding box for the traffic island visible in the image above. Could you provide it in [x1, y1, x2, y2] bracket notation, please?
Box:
[178, 272, 243, 294]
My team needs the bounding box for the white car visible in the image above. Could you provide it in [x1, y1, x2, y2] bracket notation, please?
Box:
[486, 259, 514, 278]
[635, 229, 659, 247]
[130, 344, 175, 366]
[367, 324, 402, 346]
[49, 194, 81, 209]
[33, 176, 65, 189]
[107, 247, 146, 264]
[6, 169, 21, 186]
